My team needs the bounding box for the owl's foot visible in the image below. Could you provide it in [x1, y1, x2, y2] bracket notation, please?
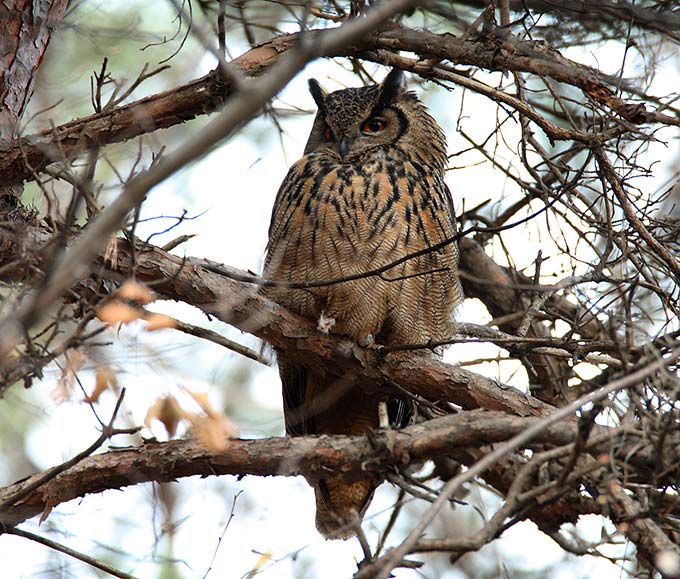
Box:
[359, 334, 386, 359]
[378, 401, 390, 429]
[317, 312, 336, 334]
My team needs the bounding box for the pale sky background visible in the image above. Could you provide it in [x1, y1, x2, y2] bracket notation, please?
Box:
[1, 3, 678, 578]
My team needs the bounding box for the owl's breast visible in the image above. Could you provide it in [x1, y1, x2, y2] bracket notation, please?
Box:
[303, 158, 407, 263]
[264, 154, 460, 336]
[268, 154, 454, 269]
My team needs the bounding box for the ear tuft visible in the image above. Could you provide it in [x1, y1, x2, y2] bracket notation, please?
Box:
[308, 79, 327, 110]
[374, 68, 405, 112]
[382, 68, 405, 95]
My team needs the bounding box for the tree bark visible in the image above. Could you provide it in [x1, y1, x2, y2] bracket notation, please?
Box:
[0, 410, 600, 527]
[0, 0, 68, 205]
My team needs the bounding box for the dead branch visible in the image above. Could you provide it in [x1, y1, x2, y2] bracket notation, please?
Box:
[0, 0, 420, 362]
[5, 19, 676, 188]
[0, 409, 616, 527]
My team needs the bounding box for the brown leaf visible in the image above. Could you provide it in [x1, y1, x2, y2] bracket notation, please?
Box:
[96, 301, 140, 325]
[50, 381, 71, 404]
[116, 281, 155, 305]
[145, 312, 177, 331]
[188, 414, 238, 451]
[144, 395, 186, 437]
[250, 551, 273, 573]
[84, 366, 117, 404]
[51, 350, 86, 402]
[184, 388, 219, 418]
[183, 387, 238, 450]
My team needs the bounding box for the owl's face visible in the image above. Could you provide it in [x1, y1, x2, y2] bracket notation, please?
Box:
[304, 69, 417, 162]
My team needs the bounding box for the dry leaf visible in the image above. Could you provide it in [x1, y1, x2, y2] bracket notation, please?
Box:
[84, 366, 117, 404]
[51, 350, 86, 402]
[184, 388, 219, 418]
[116, 281, 155, 305]
[182, 387, 238, 450]
[50, 381, 71, 404]
[96, 301, 140, 325]
[250, 551, 273, 573]
[145, 389, 237, 449]
[188, 414, 237, 451]
[144, 395, 186, 437]
[145, 312, 177, 331]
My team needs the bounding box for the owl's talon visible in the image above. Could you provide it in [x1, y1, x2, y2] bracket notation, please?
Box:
[378, 401, 390, 429]
[317, 313, 336, 334]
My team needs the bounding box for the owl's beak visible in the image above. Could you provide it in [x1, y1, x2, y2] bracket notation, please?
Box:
[339, 137, 351, 159]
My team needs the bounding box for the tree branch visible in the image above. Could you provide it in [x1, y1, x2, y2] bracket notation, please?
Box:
[0, 409, 600, 527]
[5, 18, 674, 187]
[0, 0, 421, 360]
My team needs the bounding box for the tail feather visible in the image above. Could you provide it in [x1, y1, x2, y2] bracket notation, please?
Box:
[314, 477, 376, 539]
[277, 360, 412, 538]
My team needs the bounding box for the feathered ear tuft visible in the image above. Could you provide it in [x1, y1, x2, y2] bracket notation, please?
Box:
[308, 79, 327, 111]
[374, 68, 405, 112]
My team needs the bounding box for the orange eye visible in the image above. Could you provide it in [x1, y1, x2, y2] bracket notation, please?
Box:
[323, 125, 333, 141]
[360, 117, 387, 134]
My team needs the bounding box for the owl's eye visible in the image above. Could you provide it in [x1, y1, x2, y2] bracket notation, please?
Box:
[360, 117, 388, 134]
[323, 125, 333, 141]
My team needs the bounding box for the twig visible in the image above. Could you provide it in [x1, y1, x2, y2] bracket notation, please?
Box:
[168, 314, 269, 366]
[202, 491, 242, 579]
[359, 346, 680, 579]
[0, 388, 135, 511]
[3, 526, 140, 579]
[594, 147, 680, 282]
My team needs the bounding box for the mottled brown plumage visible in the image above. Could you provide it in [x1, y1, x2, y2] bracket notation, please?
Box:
[264, 69, 463, 538]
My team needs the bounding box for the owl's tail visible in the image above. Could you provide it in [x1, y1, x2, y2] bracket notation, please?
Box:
[314, 476, 376, 539]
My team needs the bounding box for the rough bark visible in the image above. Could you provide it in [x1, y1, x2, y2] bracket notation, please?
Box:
[0, 410, 600, 527]
[0, 0, 68, 205]
[1, 21, 665, 187]
[0, 0, 68, 144]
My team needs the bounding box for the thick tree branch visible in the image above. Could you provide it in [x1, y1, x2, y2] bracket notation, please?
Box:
[4, 19, 673, 187]
[104, 237, 557, 417]
[372, 27, 671, 126]
[0, 409, 604, 527]
[4, 226, 673, 490]
[0, 216, 555, 413]
[0, 37, 290, 185]
[0, 224, 631, 413]
[456, 0, 680, 43]
[0, 0, 420, 361]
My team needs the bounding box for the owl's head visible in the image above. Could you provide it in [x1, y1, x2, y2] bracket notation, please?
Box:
[303, 69, 447, 169]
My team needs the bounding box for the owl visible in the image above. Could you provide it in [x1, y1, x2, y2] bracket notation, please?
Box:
[263, 69, 463, 539]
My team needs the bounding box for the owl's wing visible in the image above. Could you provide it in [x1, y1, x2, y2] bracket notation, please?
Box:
[278, 361, 313, 436]
[264, 158, 312, 261]
[264, 158, 322, 437]
[442, 182, 459, 234]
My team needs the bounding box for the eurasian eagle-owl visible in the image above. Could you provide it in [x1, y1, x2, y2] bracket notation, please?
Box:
[264, 68, 463, 538]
